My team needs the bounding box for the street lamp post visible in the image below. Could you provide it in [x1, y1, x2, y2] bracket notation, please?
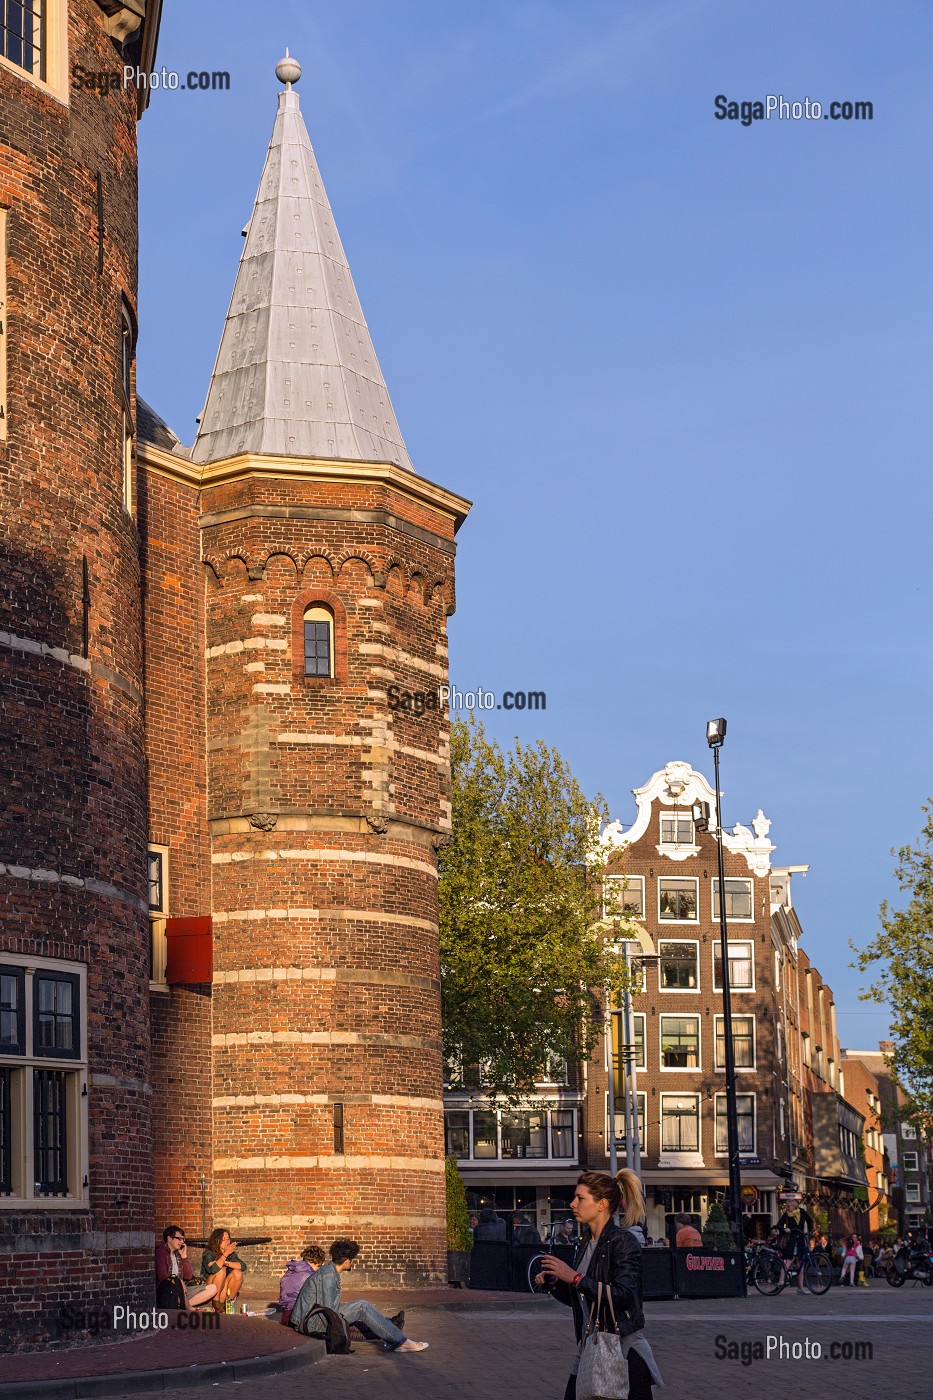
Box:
[706, 718, 746, 1281]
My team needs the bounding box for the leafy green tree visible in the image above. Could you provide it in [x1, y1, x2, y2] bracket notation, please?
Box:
[439, 718, 628, 1097]
[853, 802, 933, 1127]
[701, 1201, 736, 1251]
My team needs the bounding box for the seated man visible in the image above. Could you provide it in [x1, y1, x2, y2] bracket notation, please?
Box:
[673, 1213, 703, 1248]
[290, 1239, 429, 1353]
[155, 1226, 217, 1310]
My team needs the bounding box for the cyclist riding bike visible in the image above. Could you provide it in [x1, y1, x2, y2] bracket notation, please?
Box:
[775, 1204, 814, 1294]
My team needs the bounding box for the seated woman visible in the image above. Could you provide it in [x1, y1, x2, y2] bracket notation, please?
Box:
[155, 1226, 217, 1310]
[201, 1227, 246, 1313]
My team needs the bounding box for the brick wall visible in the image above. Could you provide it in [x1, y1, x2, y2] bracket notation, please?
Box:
[0, 1, 154, 1346]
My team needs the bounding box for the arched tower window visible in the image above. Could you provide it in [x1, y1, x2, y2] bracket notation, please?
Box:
[303, 605, 333, 677]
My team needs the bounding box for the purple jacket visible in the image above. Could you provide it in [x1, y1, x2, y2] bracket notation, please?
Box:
[279, 1259, 313, 1310]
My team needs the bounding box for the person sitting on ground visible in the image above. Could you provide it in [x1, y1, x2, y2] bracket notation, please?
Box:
[291, 1239, 429, 1352]
[473, 1206, 507, 1241]
[673, 1212, 703, 1248]
[155, 1226, 218, 1311]
[279, 1245, 326, 1326]
[512, 1212, 542, 1246]
[202, 1227, 246, 1312]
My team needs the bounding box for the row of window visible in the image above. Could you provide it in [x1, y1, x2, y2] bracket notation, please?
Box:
[445, 1108, 577, 1162]
[611, 1092, 759, 1157]
[627, 939, 757, 994]
[605, 876, 756, 924]
[611, 1011, 758, 1073]
[0, 960, 86, 1201]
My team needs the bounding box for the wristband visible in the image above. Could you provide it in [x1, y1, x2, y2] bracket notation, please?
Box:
[572, 1272, 583, 1286]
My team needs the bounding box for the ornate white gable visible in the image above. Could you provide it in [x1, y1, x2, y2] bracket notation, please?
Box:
[603, 762, 775, 875]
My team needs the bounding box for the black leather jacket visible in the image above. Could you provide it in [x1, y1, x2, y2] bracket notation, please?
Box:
[549, 1223, 645, 1342]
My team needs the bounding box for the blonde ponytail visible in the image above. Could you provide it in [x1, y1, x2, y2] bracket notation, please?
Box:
[615, 1168, 646, 1230]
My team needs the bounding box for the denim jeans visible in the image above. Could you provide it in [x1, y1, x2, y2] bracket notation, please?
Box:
[340, 1299, 406, 1348]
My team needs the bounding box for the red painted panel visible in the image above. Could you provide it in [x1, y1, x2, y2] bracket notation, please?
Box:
[165, 916, 213, 984]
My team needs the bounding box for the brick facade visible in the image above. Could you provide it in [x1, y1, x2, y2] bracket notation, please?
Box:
[0, 1, 156, 1348]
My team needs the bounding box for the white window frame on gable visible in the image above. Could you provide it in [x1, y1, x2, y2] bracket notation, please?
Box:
[905, 1183, 922, 1204]
[659, 811, 694, 847]
[658, 877, 699, 923]
[901, 1122, 918, 1140]
[0, 0, 69, 104]
[712, 878, 754, 922]
[712, 940, 755, 992]
[603, 874, 645, 922]
[659, 1093, 702, 1164]
[902, 1151, 919, 1173]
[714, 1014, 756, 1071]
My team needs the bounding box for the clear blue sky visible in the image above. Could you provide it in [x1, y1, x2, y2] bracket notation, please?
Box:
[138, 1, 933, 1051]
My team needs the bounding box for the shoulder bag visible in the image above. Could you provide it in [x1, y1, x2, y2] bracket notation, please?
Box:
[576, 1280, 629, 1400]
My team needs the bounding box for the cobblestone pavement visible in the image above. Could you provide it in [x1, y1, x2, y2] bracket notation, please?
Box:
[85, 1283, 933, 1400]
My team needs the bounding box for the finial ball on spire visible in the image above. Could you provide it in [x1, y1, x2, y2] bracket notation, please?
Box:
[275, 50, 302, 87]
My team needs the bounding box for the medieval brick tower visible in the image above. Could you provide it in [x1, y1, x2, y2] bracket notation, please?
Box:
[0, 0, 163, 1348]
[140, 55, 470, 1284]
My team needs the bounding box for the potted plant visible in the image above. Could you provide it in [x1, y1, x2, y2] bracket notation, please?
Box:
[701, 1201, 737, 1251]
[446, 1156, 472, 1287]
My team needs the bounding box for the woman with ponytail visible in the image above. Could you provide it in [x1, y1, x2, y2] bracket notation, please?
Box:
[537, 1171, 662, 1400]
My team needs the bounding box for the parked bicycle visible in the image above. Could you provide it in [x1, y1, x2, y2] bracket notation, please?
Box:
[752, 1243, 833, 1296]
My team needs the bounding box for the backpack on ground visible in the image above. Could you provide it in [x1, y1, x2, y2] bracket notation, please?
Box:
[302, 1304, 353, 1354]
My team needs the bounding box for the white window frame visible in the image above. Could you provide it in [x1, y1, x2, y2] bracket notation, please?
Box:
[659, 812, 695, 848]
[603, 874, 645, 922]
[610, 1090, 647, 1154]
[714, 1013, 756, 1071]
[714, 1091, 757, 1156]
[0, 0, 69, 105]
[148, 844, 169, 989]
[657, 877, 699, 924]
[711, 877, 754, 922]
[444, 1105, 578, 1162]
[901, 1122, 918, 1140]
[0, 955, 88, 1208]
[905, 1183, 922, 1204]
[658, 938, 700, 993]
[659, 1014, 701, 1072]
[902, 1152, 919, 1173]
[712, 939, 755, 993]
[659, 1093, 701, 1157]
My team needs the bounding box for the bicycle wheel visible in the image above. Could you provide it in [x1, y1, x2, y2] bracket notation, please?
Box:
[803, 1254, 833, 1295]
[753, 1250, 786, 1296]
[528, 1254, 547, 1293]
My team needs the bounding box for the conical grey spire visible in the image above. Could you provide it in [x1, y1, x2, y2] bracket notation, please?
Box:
[192, 75, 414, 471]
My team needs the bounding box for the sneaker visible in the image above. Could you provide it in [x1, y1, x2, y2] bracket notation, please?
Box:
[390, 1311, 405, 1332]
[396, 1340, 429, 1353]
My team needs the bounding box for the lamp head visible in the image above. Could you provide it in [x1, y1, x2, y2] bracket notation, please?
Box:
[706, 717, 727, 749]
[691, 800, 710, 831]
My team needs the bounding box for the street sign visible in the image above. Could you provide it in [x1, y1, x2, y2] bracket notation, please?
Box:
[778, 1191, 803, 1204]
[741, 1186, 759, 1206]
